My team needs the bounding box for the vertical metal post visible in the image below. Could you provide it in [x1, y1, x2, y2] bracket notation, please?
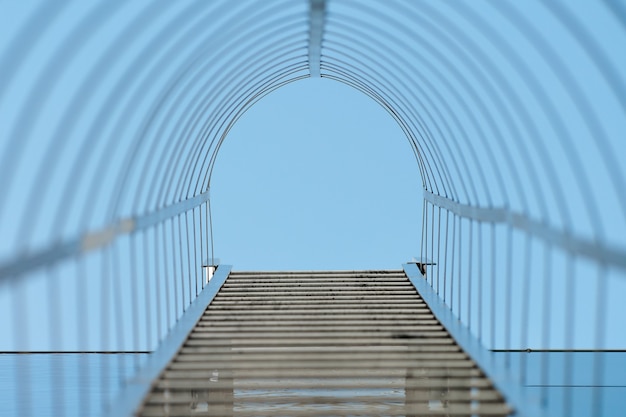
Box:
[443, 210, 449, 302]
[170, 218, 179, 320]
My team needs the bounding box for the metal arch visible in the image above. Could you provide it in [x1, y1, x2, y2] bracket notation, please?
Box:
[331, 2, 509, 210]
[384, 0, 537, 215]
[324, 15, 466, 202]
[144, 6, 307, 208]
[0, 3, 72, 219]
[46, 1, 212, 235]
[321, 38, 456, 198]
[102, 0, 254, 218]
[0, 1, 68, 100]
[146, 39, 307, 209]
[112, 0, 254, 214]
[324, 16, 471, 202]
[170, 5, 307, 203]
[182, 35, 309, 198]
[182, 61, 309, 197]
[417, 0, 609, 242]
[417, 1, 572, 227]
[1, 1, 621, 280]
[0, 1, 623, 273]
[201, 66, 311, 190]
[8, 1, 129, 245]
[486, 2, 607, 238]
[323, 47, 473, 203]
[125, 8, 304, 211]
[103, 3, 292, 218]
[320, 54, 441, 195]
[543, 1, 626, 216]
[0, 3, 625, 416]
[328, 2, 496, 208]
[539, 1, 626, 220]
[321, 61, 470, 205]
[319, 72, 430, 191]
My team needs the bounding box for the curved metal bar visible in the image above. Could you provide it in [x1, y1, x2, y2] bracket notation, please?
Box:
[386, 0, 543, 216]
[47, 1, 209, 236]
[182, 39, 308, 198]
[105, 2, 303, 217]
[488, 2, 606, 237]
[332, 2, 498, 208]
[325, 17, 474, 202]
[6, 1, 130, 242]
[202, 67, 311, 190]
[149, 37, 307, 209]
[325, 15, 470, 202]
[149, 13, 306, 206]
[0, 1, 68, 99]
[340, 1, 509, 207]
[314, 54, 441, 192]
[320, 72, 428, 190]
[101, 0, 251, 219]
[319, 64, 432, 190]
[541, 1, 626, 218]
[87, 3, 277, 225]
[321, 41, 450, 197]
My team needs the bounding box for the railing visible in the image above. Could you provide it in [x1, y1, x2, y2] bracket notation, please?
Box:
[415, 193, 626, 416]
[0, 196, 217, 416]
[0, 1, 310, 415]
[320, 2, 626, 414]
[1, 1, 625, 416]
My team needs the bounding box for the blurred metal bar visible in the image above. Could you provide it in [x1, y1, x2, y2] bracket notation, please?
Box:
[404, 263, 544, 417]
[105, 265, 231, 417]
[0, 190, 210, 283]
[424, 191, 626, 271]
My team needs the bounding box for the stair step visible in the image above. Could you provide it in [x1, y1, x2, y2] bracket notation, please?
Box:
[137, 269, 511, 417]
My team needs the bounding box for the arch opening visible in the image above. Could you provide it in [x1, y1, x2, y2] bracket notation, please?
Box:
[210, 78, 421, 270]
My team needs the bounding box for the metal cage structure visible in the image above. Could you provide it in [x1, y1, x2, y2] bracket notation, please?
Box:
[1, 1, 625, 416]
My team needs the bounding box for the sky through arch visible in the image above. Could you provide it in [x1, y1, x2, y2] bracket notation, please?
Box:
[211, 78, 422, 270]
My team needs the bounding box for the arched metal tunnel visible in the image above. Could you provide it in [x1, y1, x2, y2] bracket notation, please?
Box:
[0, 1, 625, 416]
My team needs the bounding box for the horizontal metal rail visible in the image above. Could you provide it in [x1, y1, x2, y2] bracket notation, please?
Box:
[136, 269, 512, 416]
[0, 190, 210, 283]
[404, 262, 545, 417]
[424, 190, 626, 272]
[105, 265, 231, 417]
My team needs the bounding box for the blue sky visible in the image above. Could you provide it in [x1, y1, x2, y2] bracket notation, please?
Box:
[211, 78, 422, 271]
[1, 0, 625, 353]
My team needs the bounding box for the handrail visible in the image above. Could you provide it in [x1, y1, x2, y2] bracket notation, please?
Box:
[424, 190, 626, 272]
[0, 190, 210, 283]
[404, 263, 547, 417]
[105, 265, 232, 417]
